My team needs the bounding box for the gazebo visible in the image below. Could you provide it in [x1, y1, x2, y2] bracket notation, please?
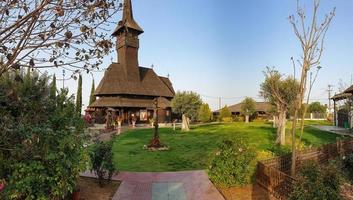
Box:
[332, 85, 353, 128]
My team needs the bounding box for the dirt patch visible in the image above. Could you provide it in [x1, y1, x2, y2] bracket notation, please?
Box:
[78, 177, 121, 200]
[218, 184, 274, 200]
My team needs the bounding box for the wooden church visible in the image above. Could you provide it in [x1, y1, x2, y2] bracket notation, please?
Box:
[89, 0, 175, 125]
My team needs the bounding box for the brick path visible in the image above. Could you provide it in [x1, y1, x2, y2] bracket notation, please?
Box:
[81, 170, 224, 200]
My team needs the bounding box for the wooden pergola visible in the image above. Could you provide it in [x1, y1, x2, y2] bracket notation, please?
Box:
[331, 85, 353, 127]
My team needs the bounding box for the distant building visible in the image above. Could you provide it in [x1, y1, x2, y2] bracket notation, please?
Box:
[213, 102, 272, 119]
[89, 0, 175, 124]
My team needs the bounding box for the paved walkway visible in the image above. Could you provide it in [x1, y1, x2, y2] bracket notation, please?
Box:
[81, 170, 224, 200]
[312, 125, 353, 137]
[113, 170, 224, 200]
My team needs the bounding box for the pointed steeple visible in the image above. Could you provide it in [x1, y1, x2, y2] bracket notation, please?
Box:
[112, 0, 143, 36]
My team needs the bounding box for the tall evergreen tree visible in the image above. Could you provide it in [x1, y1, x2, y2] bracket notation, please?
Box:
[89, 79, 96, 105]
[50, 74, 57, 99]
[76, 75, 82, 116]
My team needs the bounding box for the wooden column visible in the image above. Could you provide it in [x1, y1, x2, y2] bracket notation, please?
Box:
[333, 100, 337, 126]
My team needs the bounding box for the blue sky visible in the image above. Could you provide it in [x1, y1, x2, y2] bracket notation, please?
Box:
[51, 0, 353, 111]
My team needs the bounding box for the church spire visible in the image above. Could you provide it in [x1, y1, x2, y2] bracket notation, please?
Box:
[112, 0, 143, 36]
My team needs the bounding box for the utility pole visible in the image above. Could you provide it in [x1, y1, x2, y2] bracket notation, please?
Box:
[218, 97, 222, 110]
[327, 84, 333, 112]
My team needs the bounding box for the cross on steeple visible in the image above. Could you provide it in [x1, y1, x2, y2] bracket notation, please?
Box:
[112, 0, 143, 36]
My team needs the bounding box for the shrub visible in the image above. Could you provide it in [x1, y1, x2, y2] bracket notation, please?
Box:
[267, 144, 291, 156]
[1, 71, 87, 199]
[198, 103, 213, 123]
[222, 117, 233, 123]
[90, 140, 115, 187]
[219, 105, 232, 122]
[343, 154, 353, 180]
[233, 116, 243, 122]
[256, 150, 274, 161]
[289, 161, 341, 200]
[208, 137, 257, 187]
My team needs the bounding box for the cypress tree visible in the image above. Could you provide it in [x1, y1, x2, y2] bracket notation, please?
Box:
[76, 74, 82, 116]
[89, 79, 96, 105]
[50, 74, 56, 99]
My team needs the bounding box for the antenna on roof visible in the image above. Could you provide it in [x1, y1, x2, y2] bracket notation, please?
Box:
[151, 64, 154, 69]
[167, 74, 170, 78]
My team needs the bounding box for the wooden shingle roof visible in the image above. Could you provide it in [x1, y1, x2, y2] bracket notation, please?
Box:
[214, 102, 272, 113]
[344, 85, 353, 94]
[94, 63, 175, 98]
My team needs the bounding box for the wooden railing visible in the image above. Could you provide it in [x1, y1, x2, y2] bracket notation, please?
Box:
[256, 139, 353, 199]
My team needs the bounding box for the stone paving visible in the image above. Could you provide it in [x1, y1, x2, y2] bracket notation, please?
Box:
[312, 125, 353, 137]
[112, 170, 224, 200]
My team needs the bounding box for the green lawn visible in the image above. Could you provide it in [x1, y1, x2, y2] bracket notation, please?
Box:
[112, 121, 342, 172]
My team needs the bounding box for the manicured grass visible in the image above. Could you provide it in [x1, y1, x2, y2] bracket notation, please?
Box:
[112, 121, 342, 172]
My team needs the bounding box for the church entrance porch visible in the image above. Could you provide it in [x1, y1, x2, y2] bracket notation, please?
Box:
[91, 107, 172, 126]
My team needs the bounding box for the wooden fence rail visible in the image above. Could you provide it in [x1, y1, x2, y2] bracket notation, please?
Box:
[256, 139, 353, 199]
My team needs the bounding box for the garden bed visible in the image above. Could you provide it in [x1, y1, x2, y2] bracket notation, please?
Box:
[78, 177, 120, 200]
[218, 184, 272, 200]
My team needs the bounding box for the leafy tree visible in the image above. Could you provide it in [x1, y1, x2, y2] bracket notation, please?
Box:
[0, 70, 86, 199]
[0, 0, 121, 77]
[89, 78, 96, 105]
[260, 67, 299, 145]
[219, 105, 232, 122]
[308, 102, 327, 113]
[76, 74, 82, 116]
[198, 103, 213, 123]
[171, 91, 202, 131]
[240, 97, 256, 123]
[50, 74, 56, 99]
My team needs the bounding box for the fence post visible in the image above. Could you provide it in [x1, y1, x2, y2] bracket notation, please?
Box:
[337, 139, 343, 158]
[310, 113, 313, 120]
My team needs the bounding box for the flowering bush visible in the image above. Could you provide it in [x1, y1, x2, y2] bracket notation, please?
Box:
[208, 137, 256, 187]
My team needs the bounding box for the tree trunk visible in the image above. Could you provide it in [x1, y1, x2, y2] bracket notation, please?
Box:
[273, 115, 278, 128]
[181, 114, 190, 131]
[276, 110, 286, 145]
[291, 66, 308, 176]
[245, 115, 249, 123]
